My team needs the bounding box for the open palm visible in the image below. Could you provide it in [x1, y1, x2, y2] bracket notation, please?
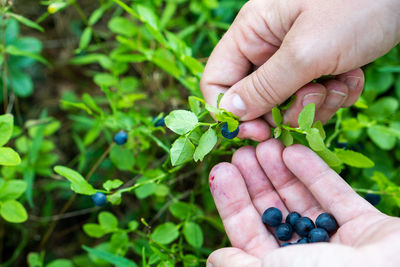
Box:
[207, 139, 400, 267]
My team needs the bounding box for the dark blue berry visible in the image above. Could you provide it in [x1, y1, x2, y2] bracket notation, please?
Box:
[92, 192, 107, 206]
[153, 117, 165, 127]
[262, 207, 282, 227]
[275, 223, 293, 241]
[297, 237, 308, 244]
[315, 213, 338, 234]
[294, 217, 315, 237]
[285, 211, 301, 227]
[308, 228, 330, 243]
[364, 193, 381, 206]
[220, 122, 239, 139]
[281, 242, 292, 247]
[336, 141, 349, 149]
[114, 131, 128, 145]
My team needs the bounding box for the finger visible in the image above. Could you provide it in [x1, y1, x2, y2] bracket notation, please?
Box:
[282, 145, 377, 225]
[207, 248, 261, 267]
[200, 1, 282, 108]
[336, 68, 364, 107]
[282, 83, 326, 127]
[236, 119, 271, 142]
[264, 242, 358, 267]
[315, 80, 349, 124]
[256, 139, 324, 220]
[209, 163, 279, 257]
[232, 146, 289, 216]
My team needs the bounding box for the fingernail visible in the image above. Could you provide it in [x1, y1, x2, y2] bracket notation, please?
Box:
[206, 263, 213, 267]
[302, 93, 324, 107]
[344, 76, 361, 90]
[220, 93, 246, 118]
[325, 90, 347, 108]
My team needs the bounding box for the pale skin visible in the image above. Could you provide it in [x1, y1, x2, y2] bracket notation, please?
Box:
[207, 140, 400, 267]
[200, 0, 400, 141]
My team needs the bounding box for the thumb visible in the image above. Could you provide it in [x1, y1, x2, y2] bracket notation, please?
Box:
[207, 248, 261, 267]
[219, 43, 317, 121]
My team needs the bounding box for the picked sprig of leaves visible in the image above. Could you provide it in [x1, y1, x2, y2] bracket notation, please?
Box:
[165, 96, 240, 166]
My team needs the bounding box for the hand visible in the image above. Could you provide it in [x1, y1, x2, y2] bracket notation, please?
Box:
[207, 139, 400, 267]
[201, 0, 400, 141]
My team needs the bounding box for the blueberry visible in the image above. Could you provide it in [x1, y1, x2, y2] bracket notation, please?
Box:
[315, 213, 338, 234]
[114, 131, 128, 145]
[297, 237, 308, 244]
[364, 193, 381, 206]
[308, 228, 330, 243]
[153, 117, 165, 127]
[262, 207, 282, 227]
[275, 223, 293, 241]
[294, 217, 315, 237]
[336, 141, 349, 149]
[220, 122, 239, 139]
[281, 242, 292, 247]
[285, 211, 301, 227]
[92, 192, 107, 206]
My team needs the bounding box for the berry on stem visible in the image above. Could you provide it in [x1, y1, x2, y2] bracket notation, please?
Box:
[315, 213, 338, 234]
[294, 217, 315, 237]
[220, 122, 239, 139]
[92, 192, 107, 206]
[308, 228, 330, 243]
[153, 117, 165, 127]
[262, 207, 283, 227]
[114, 131, 128, 145]
[275, 223, 293, 241]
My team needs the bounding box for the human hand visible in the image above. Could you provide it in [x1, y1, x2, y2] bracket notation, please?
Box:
[207, 139, 400, 266]
[201, 0, 400, 141]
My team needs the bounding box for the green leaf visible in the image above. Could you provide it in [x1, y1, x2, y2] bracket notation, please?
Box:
[61, 100, 93, 114]
[107, 191, 122, 205]
[193, 128, 217, 162]
[108, 17, 136, 36]
[298, 103, 315, 131]
[165, 110, 198, 135]
[169, 201, 192, 219]
[0, 199, 28, 223]
[280, 95, 297, 110]
[367, 125, 396, 150]
[10, 69, 34, 97]
[6, 45, 49, 65]
[188, 96, 202, 116]
[280, 129, 293, 146]
[8, 13, 44, 32]
[110, 146, 135, 171]
[312, 121, 326, 140]
[83, 223, 107, 238]
[79, 27, 93, 51]
[134, 177, 157, 199]
[0, 180, 27, 201]
[98, 211, 118, 231]
[134, 4, 160, 30]
[335, 149, 374, 168]
[0, 114, 13, 146]
[170, 137, 195, 166]
[83, 245, 137, 267]
[0, 147, 21, 166]
[366, 97, 399, 120]
[316, 148, 342, 168]
[103, 179, 123, 191]
[365, 68, 394, 94]
[306, 128, 326, 151]
[272, 107, 282, 126]
[151, 222, 179, 245]
[94, 73, 117, 87]
[183, 222, 203, 248]
[46, 259, 74, 267]
[54, 166, 96, 195]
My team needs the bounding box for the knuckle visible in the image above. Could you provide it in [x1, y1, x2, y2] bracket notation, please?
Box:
[248, 68, 282, 106]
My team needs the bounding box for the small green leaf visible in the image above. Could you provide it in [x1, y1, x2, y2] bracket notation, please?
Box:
[169, 201, 192, 219]
[0, 147, 21, 166]
[46, 259, 73, 267]
[306, 128, 326, 151]
[0, 114, 13, 146]
[94, 73, 117, 87]
[170, 137, 195, 166]
[165, 110, 198, 135]
[110, 146, 135, 171]
[274, 127, 282, 138]
[0, 199, 28, 223]
[367, 125, 396, 150]
[188, 96, 202, 116]
[108, 17, 136, 36]
[83, 223, 107, 238]
[0, 180, 27, 201]
[336, 149, 374, 168]
[312, 121, 326, 140]
[8, 13, 44, 32]
[316, 148, 342, 167]
[61, 100, 93, 114]
[272, 107, 282, 126]
[183, 222, 203, 248]
[103, 179, 123, 191]
[107, 191, 122, 205]
[79, 27, 93, 51]
[6, 45, 49, 65]
[83, 245, 137, 267]
[280, 129, 293, 146]
[54, 166, 96, 195]
[193, 128, 217, 161]
[151, 222, 179, 245]
[298, 103, 315, 131]
[98, 211, 118, 231]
